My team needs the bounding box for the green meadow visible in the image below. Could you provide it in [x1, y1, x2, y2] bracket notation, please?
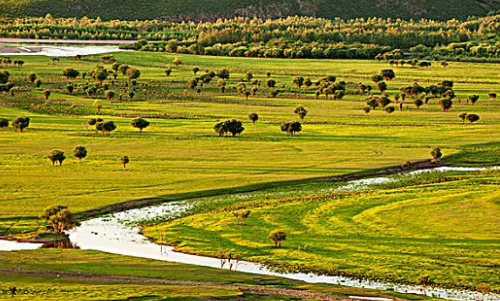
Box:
[2, 52, 500, 236]
[145, 170, 500, 291]
[1, 50, 500, 298]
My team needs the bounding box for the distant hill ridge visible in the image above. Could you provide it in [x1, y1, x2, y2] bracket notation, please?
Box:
[1, 0, 500, 21]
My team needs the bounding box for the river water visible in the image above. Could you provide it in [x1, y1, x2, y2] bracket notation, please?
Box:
[1, 166, 499, 301]
[0, 44, 124, 57]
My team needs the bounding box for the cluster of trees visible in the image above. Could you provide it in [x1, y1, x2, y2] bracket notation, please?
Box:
[459, 113, 480, 124]
[47, 146, 87, 166]
[39, 205, 76, 233]
[0, 117, 30, 132]
[214, 119, 245, 136]
[215, 106, 306, 137]
[361, 77, 485, 114]
[0, 70, 15, 93]
[3, 14, 500, 59]
[87, 117, 150, 135]
[46, 146, 131, 169]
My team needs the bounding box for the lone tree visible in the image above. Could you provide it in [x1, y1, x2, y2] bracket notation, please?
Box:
[217, 68, 230, 80]
[173, 58, 181, 67]
[118, 64, 130, 75]
[96, 121, 116, 136]
[214, 121, 227, 136]
[91, 66, 108, 82]
[385, 106, 395, 114]
[430, 147, 442, 162]
[63, 68, 80, 79]
[371, 74, 383, 83]
[0, 70, 9, 84]
[281, 121, 302, 136]
[376, 81, 387, 93]
[459, 113, 468, 124]
[72, 146, 87, 165]
[292, 76, 304, 89]
[93, 100, 103, 112]
[39, 205, 76, 233]
[121, 156, 130, 170]
[266, 79, 276, 88]
[489, 92, 497, 100]
[188, 79, 198, 89]
[104, 90, 116, 100]
[245, 72, 253, 82]
[466, 113, 480, 124]
[294, 106, 308, 120]
[28, 72, 37, 83]
[48, 150, 66, 166]
[248, 113, 259, 124]
[66, 84, 74, 94]
[269, 229, 287, 247]
[468, 95, 479, 105]
[130, 118, 150, 132]
[42, 90, 51, 100]
[87, 118, 102, 128]
[414, 98, 424, 109]
[366, 97, 379, 110]
[225, 119, 245, 136]
[126, 68, 141, 80]
[0, 118, 9, 130]
[439, 98, 453, 112]
[381, 69, 396, 80]
[232, 210, 251, 225]
[12, 117, 30, 132]
[192, 66, 200, 75]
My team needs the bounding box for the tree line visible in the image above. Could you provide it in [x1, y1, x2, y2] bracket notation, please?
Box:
[3, 14, 500, 59]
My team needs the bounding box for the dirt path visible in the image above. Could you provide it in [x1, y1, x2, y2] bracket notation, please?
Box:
[0, 267, 353, 300]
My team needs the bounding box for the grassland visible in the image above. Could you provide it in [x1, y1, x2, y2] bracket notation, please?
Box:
[145, 169, 500, 292]
[2, 52, 500, 237]
[1, 50, 500, 298]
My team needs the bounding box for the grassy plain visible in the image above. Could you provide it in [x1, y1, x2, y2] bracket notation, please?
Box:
[145, 170, 500, 291]
[1, 51, 500, 298]
[1, 52, 500, 237]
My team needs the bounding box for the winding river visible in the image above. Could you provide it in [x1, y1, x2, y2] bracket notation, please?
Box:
[1, 167, 499, 301]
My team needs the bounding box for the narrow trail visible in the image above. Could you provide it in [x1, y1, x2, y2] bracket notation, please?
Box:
[0, 267, 363, 300]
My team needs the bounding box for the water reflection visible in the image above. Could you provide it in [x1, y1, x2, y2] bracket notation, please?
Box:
[41, 237, 79, 249]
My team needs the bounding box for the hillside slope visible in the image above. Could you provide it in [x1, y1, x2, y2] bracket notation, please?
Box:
[1, 0, 500, 21]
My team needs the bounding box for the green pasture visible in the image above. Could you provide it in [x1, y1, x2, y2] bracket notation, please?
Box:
[1, 53, 500, 237]
[145, 170, 500, 291]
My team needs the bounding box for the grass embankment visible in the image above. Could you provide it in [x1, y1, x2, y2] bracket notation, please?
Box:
[144, 169, 500, 292]
[2, 53, 500, 238]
